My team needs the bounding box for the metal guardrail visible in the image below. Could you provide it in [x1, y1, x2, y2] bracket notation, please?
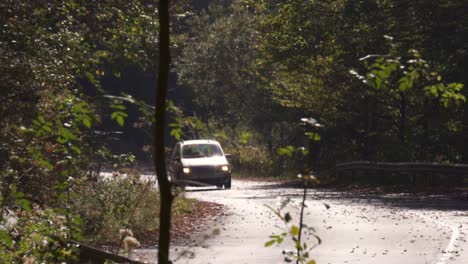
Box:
[335, 161, 468, 175]
[73, 240, 144, 263]
[333, 161, 468, 185]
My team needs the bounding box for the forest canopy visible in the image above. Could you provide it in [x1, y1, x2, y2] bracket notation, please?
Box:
[1, 0, 468, 261]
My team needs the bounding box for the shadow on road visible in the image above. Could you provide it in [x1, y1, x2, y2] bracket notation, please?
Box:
[355, 194, 468, 211]
[245, 180, 305, 190]
[185, 187, 225, 193]
[241, 180, 468, 211]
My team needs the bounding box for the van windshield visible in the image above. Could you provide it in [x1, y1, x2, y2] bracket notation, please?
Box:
[182, 144, 222, 158]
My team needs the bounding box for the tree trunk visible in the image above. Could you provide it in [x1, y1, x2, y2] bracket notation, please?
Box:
[155, 0, 173, 263]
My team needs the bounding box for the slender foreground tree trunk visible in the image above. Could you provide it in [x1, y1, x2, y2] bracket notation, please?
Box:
[154, 0, 173, 263]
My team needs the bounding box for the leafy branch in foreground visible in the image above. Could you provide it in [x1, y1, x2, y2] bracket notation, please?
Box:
[264, 174, 323, 264]
[266, 117, 327, 263]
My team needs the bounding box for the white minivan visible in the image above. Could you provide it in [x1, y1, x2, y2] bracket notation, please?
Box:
[168, 139, 231, 189]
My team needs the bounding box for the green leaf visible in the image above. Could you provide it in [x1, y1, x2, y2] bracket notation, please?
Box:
[57, 136, 68, 144]
[38, 159, 54, 170]
[58, 127, 78, 141]
[111, 111, 127, 126]
[277, 145, 295, 157]
[398, 76, 413, 91]
[305, 132, 321, 141]
[82, 118, 92, 128]
[295, 240, 303, 250]
[116, 116, 124, 126]
[85, 71, 98, 85]
[38, 115, 46, 123]
[42, 124, 52, 133]
[111, 112, 119, 119]
[111, 104, 126, 110]
[169, 122, 182, 128]
[374, 76, 382, 89]
[71, 145, 82, 155]
[17, 198, 31, 211]
[424, 85, 439, 97]
[60, 169, 69, 177]
[290, 225, 299, 236]
[170, 128, 183, 140]
[239, 131, 251, 144]
[307, 260, 316, 264]
[0, 230, 13, 248]
[32, 119, 41, 127]
[264, 240, 276, 247]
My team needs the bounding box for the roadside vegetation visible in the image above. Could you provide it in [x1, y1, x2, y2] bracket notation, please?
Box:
[1, 0, 468, 263]
[75, 171, 199, 247]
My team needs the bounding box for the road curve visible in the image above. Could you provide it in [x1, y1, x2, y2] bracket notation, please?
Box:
[134, 179, 468, 264]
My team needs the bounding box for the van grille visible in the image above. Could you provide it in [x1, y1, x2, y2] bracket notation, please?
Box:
[191, 166, 216, 176]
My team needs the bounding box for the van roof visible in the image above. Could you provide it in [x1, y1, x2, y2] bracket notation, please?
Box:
[181, 139, 219, 145]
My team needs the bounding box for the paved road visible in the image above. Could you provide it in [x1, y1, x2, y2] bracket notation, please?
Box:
[135, 179, 468, 264]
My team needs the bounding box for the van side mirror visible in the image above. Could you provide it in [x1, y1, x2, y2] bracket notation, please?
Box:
[224, 154, 232, 158]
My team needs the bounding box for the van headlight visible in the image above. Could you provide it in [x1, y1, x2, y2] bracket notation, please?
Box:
[183, 167, 191, 174]
[221, 165, 229, 172]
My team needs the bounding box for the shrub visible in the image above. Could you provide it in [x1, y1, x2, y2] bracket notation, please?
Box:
[74, 173, 157, 245]
[73, 168, 196, 246]
[0, 207, 80, 263]
[231, 145, 274, 176]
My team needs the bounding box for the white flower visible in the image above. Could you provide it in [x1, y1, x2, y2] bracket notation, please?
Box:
[349, 69, 358, 75]
[383, 35, 394, 40]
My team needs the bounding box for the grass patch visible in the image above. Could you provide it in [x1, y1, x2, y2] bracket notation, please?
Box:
[74, 171, 222, 248]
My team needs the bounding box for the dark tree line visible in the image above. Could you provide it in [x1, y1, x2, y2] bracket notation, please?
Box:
[1, 0, 468, 262]
[175, 0, 468, 173]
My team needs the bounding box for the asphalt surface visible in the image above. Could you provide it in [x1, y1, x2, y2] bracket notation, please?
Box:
[133, 179, 468, 264]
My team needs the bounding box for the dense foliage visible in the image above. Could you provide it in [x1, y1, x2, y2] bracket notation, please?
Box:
[1, 0, 468, 261]
[175, 0, 467, 174]
[0, 0, 164, 261]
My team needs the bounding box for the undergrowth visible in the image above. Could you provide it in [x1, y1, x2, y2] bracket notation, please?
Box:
[74, 169, 195, 247]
